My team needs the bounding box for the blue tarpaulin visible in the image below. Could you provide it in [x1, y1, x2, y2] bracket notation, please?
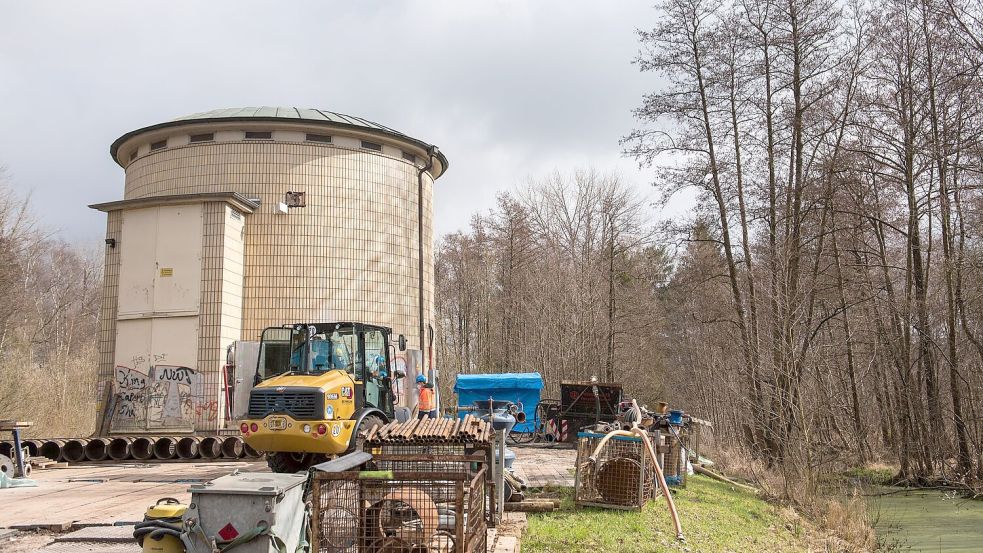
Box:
[454, 372, 544, 433]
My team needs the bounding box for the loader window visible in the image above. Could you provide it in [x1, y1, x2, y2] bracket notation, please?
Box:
[300, 326, 358, 375]
[363, 329, 391, 415]
[256, 324, 365, 379]
[257, 327, 293, 380]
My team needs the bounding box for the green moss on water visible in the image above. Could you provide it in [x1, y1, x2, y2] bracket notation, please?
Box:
[868, 487, 983, 552]
[523, 476, 812, 553]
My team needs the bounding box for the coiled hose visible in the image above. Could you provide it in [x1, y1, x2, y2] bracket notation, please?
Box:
[132, 498, 185, 547]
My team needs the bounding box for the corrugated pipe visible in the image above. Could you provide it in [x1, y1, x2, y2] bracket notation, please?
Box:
[62, 439, 89, 463]
[176, 437, 201, 459]
[198, 436, 222, 459]
[84, 437, 112, 461]
[130, 437, 155, 460]
[221, 436, 244, 459]
[153, 437, 178, 460]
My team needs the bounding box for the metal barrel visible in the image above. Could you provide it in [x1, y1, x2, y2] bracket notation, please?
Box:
[62, 439, 89, 463]
[107, 437, 134, 461]
[198, 436, 222, 459]
[130, 437, 156, 460]
[152, 437, 178, 460]
[84, 437, 112, 461]
[176, 437, 201, 459]
[242, 443, 262, 458]
[23, 439, 43, 458]
[40, 439, 66, 461]
[220, 436, 244, 459]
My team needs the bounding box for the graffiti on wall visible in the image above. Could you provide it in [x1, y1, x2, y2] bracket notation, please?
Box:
[111, 357, 215, 431]
[114, 365, 149, 422]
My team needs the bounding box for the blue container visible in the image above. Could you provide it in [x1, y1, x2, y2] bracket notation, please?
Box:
[665, 475, 683, 486]
[668, 410, 684, 425]
[454, 373, 544, 433]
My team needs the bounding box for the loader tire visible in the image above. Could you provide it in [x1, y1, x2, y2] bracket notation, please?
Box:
[266, 451, 323, 473]
[352, 415, 384, 452]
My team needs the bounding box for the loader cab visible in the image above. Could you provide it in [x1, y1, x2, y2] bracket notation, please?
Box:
[255, 322, 406, 418]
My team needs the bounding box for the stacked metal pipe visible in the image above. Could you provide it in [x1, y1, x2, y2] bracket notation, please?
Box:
[365, 416, 492, 445]
[0, 435, 263, 463]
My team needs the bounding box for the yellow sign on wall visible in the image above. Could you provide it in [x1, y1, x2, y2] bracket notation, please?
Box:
[160, 268, 174, 277]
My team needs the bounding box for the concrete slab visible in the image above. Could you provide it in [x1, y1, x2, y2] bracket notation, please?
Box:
[511, 444, 576, 487]
[39, 541, 142, 552]
[0, 460, 266, 529]
[56, 525, 135, 542]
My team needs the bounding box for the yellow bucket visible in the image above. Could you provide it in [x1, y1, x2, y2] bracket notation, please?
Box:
[139, 497, 187, 553]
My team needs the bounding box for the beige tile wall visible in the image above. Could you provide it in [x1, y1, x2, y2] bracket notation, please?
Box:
[95, 133, 437, 432]
[121, 139, 435, 347]
[95, 211, 122, 429]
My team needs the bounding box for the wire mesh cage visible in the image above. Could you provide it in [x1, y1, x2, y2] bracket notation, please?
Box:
[661, 431, 688, 487]
[362, 442, 496, 525]
[574, 431, 655, 510]
[312, 469, 488, 553]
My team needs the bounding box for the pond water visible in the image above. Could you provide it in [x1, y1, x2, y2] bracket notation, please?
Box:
[867, 487, 983, 551]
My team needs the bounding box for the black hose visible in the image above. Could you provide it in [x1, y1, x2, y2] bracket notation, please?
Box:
[132, 518, 184, 545]
[134, 519, 183, 531]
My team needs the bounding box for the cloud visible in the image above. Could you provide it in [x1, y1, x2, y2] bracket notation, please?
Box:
[0, 0, 664, 241]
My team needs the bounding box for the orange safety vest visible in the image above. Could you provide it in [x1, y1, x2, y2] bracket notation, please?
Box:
[418, 386, 435, 411]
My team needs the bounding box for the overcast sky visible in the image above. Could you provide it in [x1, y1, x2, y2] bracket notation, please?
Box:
[0, 0, 678, 243]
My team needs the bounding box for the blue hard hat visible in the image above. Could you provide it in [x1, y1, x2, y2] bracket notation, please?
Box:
[416, 374, 426, 383]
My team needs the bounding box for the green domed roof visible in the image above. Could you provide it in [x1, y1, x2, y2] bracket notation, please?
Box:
[110, 106, 447, 175]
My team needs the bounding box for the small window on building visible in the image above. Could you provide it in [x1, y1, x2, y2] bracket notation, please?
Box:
[190, 133, 214, 143]
[129, 150, 138, 161]
[306, 133, 332, 143]
[245, 131, 273, 140]
[360, 140, 382, 152]
[401, 151, 416, 163]
[150, 140, 167, 151]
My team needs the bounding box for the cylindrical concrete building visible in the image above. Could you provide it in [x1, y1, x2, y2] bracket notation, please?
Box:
[92, 107, 447, 434]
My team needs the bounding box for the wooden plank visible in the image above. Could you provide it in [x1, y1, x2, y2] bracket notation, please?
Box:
[0, 421, 33, 430]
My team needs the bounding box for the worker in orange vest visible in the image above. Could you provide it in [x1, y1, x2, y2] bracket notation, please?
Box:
[416, 374, 436, 419]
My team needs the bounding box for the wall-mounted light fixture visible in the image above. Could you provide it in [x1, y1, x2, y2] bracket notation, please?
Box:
[285, 191, 306, 208]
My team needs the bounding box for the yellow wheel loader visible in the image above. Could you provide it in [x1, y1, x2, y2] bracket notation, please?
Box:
[240, 322, 407, 472]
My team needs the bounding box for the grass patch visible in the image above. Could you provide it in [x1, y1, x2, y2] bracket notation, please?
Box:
[840, 466, 896, 487]
[523, 475, 813, 553]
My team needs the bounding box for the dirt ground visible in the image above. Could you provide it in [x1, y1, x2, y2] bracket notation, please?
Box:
[0, 444, 577, 551]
